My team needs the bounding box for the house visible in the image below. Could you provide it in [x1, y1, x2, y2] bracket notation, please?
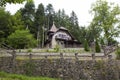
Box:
[45, 22, 81, 48]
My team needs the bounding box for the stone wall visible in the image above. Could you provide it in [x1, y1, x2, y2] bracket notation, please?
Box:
[0, 57, 120, 80]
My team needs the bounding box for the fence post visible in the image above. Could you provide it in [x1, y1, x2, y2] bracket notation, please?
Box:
[12, 50, 16, 72]
[75, 53, 78, 60]
[29, 53, 32, 60]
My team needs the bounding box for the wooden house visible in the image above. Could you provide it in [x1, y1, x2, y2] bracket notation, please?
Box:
[45, 22, 81, 48]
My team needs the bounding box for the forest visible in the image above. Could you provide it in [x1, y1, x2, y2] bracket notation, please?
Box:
[0, 0, 120, 49]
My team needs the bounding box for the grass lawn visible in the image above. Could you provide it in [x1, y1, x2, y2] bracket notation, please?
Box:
[16, 48, 91, 53]
[0, 71, 59, 80]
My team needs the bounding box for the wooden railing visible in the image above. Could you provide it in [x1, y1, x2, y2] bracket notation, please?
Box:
[16, 52, 112, 60]
[0, 43, 118, 60]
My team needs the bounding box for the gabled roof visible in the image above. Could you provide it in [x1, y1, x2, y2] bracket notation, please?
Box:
[49, 22, 58, 32]
[56, 27, 75, 40]
[59, 27, 68, 31]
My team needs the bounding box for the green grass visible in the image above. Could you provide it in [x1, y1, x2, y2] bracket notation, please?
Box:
[16, 48, 89, 53]
[0, 71, 59, 80]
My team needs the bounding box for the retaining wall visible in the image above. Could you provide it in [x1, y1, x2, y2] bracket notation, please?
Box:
[0, 57, 120, 80]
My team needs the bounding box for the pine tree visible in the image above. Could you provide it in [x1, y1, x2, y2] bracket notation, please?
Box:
[34, 3, 45, 48]
[95, 39, 101, 53]
[45, 4, 55, 29]
[84, 39, 89, 51]
[20, 0, 35, 35]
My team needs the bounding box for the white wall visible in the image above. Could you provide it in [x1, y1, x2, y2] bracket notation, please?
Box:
[51, 31, 72, 48]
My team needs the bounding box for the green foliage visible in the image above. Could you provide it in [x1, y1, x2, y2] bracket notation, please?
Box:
[11, 10, 25, 31]
[0, 71, 57, 80]
[45, 4, 55, 27]
[0, 0, 27, 6]
[95, 39, 101, 53]
[84, 39, 89, 51]
[27, 48, 32, 52]
[115, 48, 120, 60]
[100, 37, 105, 46]
[20, 0, 35, 35]
[24, 61, 35, 76]
[107, 38, 118, 46]
[34, 3, 45, 47]
[7, 30, 37, 49]
[90, 0, 120, 45]
[0, 7, 13, 43]
[54, 45, 60, 52]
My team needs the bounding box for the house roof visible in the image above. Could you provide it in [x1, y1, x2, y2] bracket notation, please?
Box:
[59, 27, 68, 31]
[49, 22, 58, 32]
[56, 29, 75, 40]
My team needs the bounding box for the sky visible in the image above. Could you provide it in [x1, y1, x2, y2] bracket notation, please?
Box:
[5, 0, 120, 42]
[5, 0, 120, 26]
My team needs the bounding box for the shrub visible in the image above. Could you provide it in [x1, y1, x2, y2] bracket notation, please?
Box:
[54, 44, 60, 52]
[95, 40, 101, 53]
[7, 30, 37, 49]
[84, 39, 89, 51]
[27, 48, 32, 53]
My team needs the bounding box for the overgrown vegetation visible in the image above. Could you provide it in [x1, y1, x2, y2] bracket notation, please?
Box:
[0, 71, 58, 80]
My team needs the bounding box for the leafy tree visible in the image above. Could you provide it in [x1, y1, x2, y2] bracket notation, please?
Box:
[88, 20, 102, 42]
[7, 30, 37, 49]
[90, 0, 120, 45]
[0, 7, 12, 43]
[0, 0, 28, 6]
[11, 10, 25, 31]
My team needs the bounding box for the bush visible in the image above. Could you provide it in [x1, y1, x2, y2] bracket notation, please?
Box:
[7, 30, 37, 49]
[95, 40, 101, 53]
[84, 39, 89, 51]
[54, 44, 60, 52]
[115, 48, 120, 59]
[27, 48, 32, 53]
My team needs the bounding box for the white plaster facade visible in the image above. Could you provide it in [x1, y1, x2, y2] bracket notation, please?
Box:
[51, 31, 72, 48]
